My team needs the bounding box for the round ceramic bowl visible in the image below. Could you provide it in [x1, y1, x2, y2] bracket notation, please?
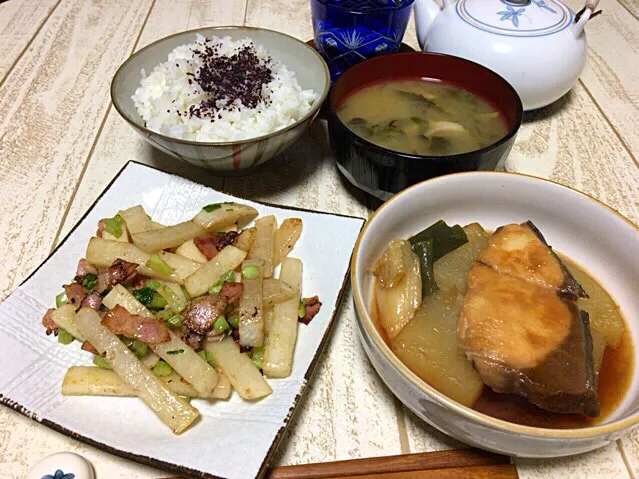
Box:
[328, 53, 523, 200]
[111, 26, 330, 173]
[352, 172, 639, 458]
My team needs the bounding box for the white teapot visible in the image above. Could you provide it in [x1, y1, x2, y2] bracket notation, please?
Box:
[414, 0, 599, 110]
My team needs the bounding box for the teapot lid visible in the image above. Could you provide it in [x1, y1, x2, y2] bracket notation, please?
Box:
[457, 0, 573, 37]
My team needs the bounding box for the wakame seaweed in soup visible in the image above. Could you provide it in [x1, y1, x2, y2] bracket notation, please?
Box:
[337, 79, 507, 156]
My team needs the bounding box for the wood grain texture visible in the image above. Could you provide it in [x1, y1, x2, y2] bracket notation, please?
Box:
[311, 464, 518, 479]
[2, 3, 248, 478]
[269, 449, 510, 479]
[515, 443, 631, 479]
[58, 0, 248, 240]
[0, 0, 153, 301]
[505, 82, 639, 225]
[617, 0, 639, 23]
[564, 0, 639, 162]
[1, 1, 639, 479]
[0, 410, 160, 479]
[0, 0, 60, 80]
[273, 291, 405, 466]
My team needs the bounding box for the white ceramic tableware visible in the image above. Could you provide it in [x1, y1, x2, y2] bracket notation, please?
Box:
[27, 452, 94, 479]
[352, 171, 639, 457]
[414, 0, 600, 110]
[0, 161, 364, 479]
[111, 27, 330, 173]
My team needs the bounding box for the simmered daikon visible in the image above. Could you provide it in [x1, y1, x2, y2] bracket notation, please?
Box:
[391, 289, 484, 407]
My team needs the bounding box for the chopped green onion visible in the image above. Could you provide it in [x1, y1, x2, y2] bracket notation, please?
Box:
[227, 313, 240, 329]
[146, 254, 174, 276]
[145, 279, 161, 290]
[197, 349, 217, 367]
[103, 215, 123, 238]
[57, 328, 74, 345]
[156, 309, 183, 328]
[93, 356, 111, 369]
[156, 308, 174, 320]
[132, 287, 154, 305]
[167, 349, 184, 355]
[81, 273, 98, 290]
[298, 301, 305, 319]
[208, 269, 236, 295]
[213, 314, 229, 334]
[242, 265, 259, 280]
[181, 286, 191, 300]
[152, 360, 173, 377]
[148, 292, 168, 309]
[55, 292, 68, 308]
[129, 340, 148, 358]
[167, 314, 183, 328]
[206, 353, 217, 367]
[155, 284, 186, 312]
[221, 270, 235, 283]
[252, 346, 265, 370]
[202, 203, 221, 212]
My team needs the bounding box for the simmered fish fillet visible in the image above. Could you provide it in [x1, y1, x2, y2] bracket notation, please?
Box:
[478, 221, 587, 300]
[458, 264, 599, 416]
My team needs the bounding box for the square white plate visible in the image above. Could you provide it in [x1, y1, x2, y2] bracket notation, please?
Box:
[0, 161, 364, 479]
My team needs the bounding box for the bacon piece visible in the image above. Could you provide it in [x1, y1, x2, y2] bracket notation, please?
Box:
[94, 258, 138, 294]
[182, 331, 204, 350]
[194, 231, 239, 260]
[64, 283, 89, 309]
[95, 271, 109, 294]
[231, 327, 240, 342]
[101, 305, 170, 344]
[183, 296, 227, 335]
[130, 275, 147, 290]
[183, 282, 243, 335]
[205, 331, 225, 342]
[42, 308, 57, 335]
[81, 292, 102, 310]
[220, 281, 243, 303]
[299, 296, 322, 325]
[106, 258, 138, 286]
[76, 258, 98, 278]
[96, 219, 105, 238]
[81, 340, 100, 355]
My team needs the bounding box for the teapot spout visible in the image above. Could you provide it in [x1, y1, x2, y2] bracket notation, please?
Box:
[414, 0, 445, 50]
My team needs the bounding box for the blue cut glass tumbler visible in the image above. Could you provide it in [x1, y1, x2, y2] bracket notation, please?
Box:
[310, 0, 415, 81]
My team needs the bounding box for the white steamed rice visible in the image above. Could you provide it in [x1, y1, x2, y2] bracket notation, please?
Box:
[132, 35, 317, 142]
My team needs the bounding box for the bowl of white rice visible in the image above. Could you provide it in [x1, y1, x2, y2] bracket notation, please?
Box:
[111, 27, 330, 172]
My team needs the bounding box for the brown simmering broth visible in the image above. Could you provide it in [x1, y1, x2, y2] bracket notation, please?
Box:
[337, 79, 507, 156]
[369, 256, 633, 428]
[473, 327, 633, 428]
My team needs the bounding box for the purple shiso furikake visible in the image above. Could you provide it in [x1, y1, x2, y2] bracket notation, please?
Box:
[185, 39, 274, 120]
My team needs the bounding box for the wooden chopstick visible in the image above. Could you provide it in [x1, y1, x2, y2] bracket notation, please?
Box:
[312, 464, 518, 479]
[160, 448, 517, 479]
[268, 449, 512, 479]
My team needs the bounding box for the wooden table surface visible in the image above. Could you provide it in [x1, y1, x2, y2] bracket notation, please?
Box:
[1, 0, 638, 478]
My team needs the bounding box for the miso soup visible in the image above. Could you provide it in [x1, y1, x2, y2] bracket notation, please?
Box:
[337, 79, 507, 156]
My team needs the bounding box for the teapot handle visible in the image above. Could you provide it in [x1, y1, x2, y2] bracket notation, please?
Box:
[574, 0, 600, 37]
